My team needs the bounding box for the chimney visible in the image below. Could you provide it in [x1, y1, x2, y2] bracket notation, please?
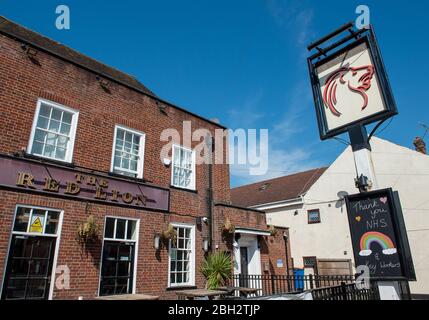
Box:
[413, 137, 427, 154]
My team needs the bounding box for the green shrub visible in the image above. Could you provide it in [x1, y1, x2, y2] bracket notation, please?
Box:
[201, 251, 232, 289]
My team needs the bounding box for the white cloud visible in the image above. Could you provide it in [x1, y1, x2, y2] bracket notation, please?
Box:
[265, 0, 315, 46]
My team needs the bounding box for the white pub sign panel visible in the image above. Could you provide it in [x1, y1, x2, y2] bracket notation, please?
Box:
[308, 26, 398, 140]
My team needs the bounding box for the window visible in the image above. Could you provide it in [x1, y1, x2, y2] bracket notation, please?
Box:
[13, 206, 60, 235]
[171, 145, 196, 190]
[1, 206, 61, 300]
[111, 125, 145, 178]
[303, 257, 317, 268]
[28, 99, 78, 163]
[99, 217, 138, 296]
[104, 217, 137, 241]
[308, 209, 321, 224]
[168, 224, 195, 287]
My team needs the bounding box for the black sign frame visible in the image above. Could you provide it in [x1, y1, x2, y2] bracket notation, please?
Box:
[345, 188, 416, 281]
[307, 25, 398, 140]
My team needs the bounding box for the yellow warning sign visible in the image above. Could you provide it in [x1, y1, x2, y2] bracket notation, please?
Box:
[30, 217, 43, 233]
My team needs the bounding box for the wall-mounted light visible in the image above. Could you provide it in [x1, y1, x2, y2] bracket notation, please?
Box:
[163, 158, 171, 167]
[203, 238, 209, 253]
[154, 233, 161, 250]
[283, 232, 289, 241]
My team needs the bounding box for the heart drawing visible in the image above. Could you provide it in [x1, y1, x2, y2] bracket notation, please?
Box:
[380, 197, 388, 204]
[356, 216, 361, 222]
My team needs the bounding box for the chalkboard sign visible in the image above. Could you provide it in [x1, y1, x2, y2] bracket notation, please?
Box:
[345, 188, 416, 280]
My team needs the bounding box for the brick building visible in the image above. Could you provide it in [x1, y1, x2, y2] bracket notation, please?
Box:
[0, 16, 291, 300]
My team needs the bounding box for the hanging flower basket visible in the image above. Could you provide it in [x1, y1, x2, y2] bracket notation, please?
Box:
[77, 214, 100, 243]
[162, 223, 177, 245]
[268, 225, 278, 237]
[222, 218, 235, 234]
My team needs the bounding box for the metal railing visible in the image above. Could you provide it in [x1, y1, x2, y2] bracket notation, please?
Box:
[311, 282, 380, 300]
[230, 274, 355, 297]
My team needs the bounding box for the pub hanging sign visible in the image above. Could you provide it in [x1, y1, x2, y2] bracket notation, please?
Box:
[0, 155, 169, 212]
[345, 188, 416, 281]
[307, 25, 398, 140]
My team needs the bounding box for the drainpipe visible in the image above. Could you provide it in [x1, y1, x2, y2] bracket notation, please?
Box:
[283, 232, 290, 276]
[284, 232, 291, 292]
[206, 135, 214, 252]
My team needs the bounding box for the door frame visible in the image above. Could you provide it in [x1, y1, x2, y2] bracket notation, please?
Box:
[0, 204, 64, 300]
[233, 234, 262, 276]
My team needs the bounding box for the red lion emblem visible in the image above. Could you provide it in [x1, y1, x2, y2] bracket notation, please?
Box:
[322, 65, 375, 117]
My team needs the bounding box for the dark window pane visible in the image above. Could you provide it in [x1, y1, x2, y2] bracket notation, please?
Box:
[5, 279, 26, 300]
[29, 259, 50, 277]
[117, 261, 131, 276]
[45, 211, 60, 234]
[14, 207, 31, 232]
[115, 219, 126, 239]
[126, 220, 136, 240]
[32, 238, 53, 258]
[10, 259, 29, 277]
[103, 243, 117, 261]
[105, 218, 115, 238]
[118, 245, 131, 261]
[100, 279, 115, 296]
[103, 261, 117, 276]
[12, 237, 33, 258]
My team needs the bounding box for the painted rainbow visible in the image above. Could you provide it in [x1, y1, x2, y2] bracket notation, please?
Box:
[359, 231, 397, 256]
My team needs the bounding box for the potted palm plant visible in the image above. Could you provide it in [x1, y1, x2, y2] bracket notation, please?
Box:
[200, 251, 232, 289]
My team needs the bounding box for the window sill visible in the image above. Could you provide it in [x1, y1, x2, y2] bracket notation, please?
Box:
[23, 152, 75, 168]
[170, 185, 198, 194]
[108, 171, 148, 183]
[166, 285, 197, 291]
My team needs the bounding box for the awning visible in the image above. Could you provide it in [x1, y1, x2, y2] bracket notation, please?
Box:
[234, 227, 271, 237]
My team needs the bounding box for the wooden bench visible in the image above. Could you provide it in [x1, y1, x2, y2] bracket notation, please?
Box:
[176, 289, 227, 300]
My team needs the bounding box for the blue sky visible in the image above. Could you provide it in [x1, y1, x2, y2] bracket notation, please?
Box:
[1, 1, 428, 187]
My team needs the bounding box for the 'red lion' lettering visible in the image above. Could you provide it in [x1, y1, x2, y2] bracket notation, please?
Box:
[16, 172, 36, 189]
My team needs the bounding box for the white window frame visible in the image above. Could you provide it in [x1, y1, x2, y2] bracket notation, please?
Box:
[97, 216, 140, 296]
[167, 223, 195, 288]
[0, 205, 64, 300]
[110, 125, 146, 179]
[27, 98, 79, 163]
[171, 144, 196, 191]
